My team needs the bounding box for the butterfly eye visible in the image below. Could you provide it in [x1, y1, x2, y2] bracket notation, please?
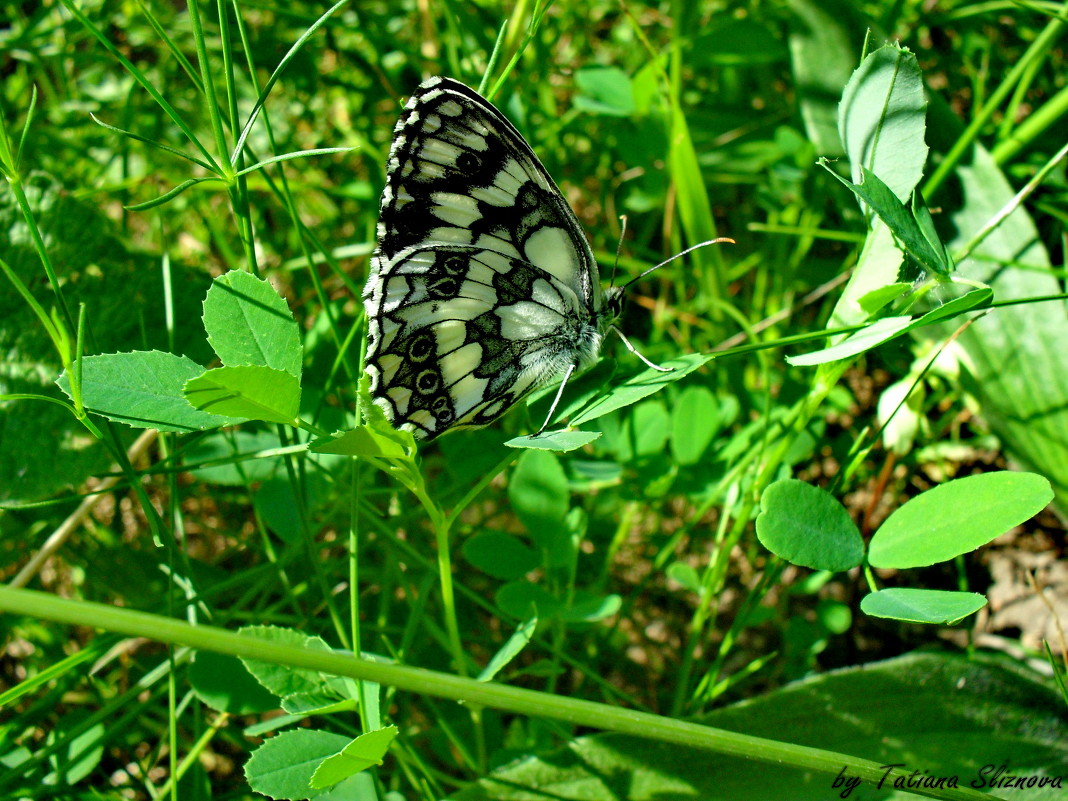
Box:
[415, 370, 441, 394]
[408, 334, 435, 362]
[441, 255, 467, 275]
[428, 277, 459, 298]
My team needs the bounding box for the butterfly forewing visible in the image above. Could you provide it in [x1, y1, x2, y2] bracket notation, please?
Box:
[364, 76, 604, 440]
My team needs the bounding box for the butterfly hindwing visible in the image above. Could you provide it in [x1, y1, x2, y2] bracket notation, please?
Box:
[364, 76, 605, 440]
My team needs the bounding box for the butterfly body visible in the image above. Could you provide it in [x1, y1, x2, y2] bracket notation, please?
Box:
[364, 76, 614, 440]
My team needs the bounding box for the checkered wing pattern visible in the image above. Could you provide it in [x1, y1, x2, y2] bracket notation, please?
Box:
[363, 77, 605, 439]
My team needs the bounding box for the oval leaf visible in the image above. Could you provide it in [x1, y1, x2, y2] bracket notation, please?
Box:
[860, 588, 987, 625]
[670, 385, 719, 465]
[189, 651, 278, 714]
[868, 471, 1053, 568]
[463, 532, 540, 580]
[506, 430, 602, 451]
[238, 625, 333, 699]
[496, 582, 563, 621]
[756, 479, 864, 571]
[560, 593, 622, 623]
[509, 449, 569, 535]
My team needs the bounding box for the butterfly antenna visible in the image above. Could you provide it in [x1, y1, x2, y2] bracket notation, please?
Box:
[619, 237, 736, 292]
[611, 237, 735, 373]
[608, 214, 628, 291]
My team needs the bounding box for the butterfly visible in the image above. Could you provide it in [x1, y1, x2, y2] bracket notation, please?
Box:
[362, 77, 734, 441]
[362, 75, 625, 441]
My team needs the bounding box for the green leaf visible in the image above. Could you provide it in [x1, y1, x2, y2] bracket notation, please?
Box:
[188, 430, 287, 484]
[282, 693, 358, 716]
[828, 222, 905, 330]
[255, 474, 329, 544]
[877, 378, 924, 457]
[573, 66, 635, 116]
[125, 176, 225, 210]
[755, 479, 864, 571]
[477, 617, 537, 682]
[821, 164, 951, 276]
[244, 729, 352, 800]
[462, 532, 540, 580]
[326, 374, 418, 459]
[184, 365, 300, 424]
[693, 18, 786, 66]
[311, 426, 414, 459]
[203, 269, 303, 378]
[795, 290, 993, 367]
[506, 429, 602, 451]
[622, 400, 670, 458]
[817, 599, 852, 634]
[188, 651, 279, 714]
[668, 98, 720, 290]
[233, 147, 358, 178]
[89, 112, 216, 171]
[1, 747, 31, 773]
[528, 358, 617, 426]
[838, 43, 928, 204]
[670, 385, 720, 465]
[570, 354, 712, 426]
[857, 282, 911, 315]
[238, 626, 335, 699]
[45, 713, 104, 786]
[909, 287, 992, 327]
[786, 316, 912, 367]
[912, 189, 952, 270]
[560, 593, 622, 623]
[310, 726, 398, 789]
[509, 450, 569, 551]
[56, 351, 245, 432]
[666, 562, 703, 594]
[441, 428, 514, 484]
[0, 392, 113, 505]
[860, 589, 987, 625]
[495, 582, 563, 621]
[869, 471, 1053, 569]
[448, 652, 1068, 800]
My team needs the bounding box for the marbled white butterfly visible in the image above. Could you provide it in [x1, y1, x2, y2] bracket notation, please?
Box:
[363, 76, 713, 440]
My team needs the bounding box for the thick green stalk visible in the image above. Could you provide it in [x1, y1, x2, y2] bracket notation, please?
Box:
[0, 587, 995, 801]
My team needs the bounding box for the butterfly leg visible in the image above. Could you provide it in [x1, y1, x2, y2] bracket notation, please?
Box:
[535, 362, 578, 436]
[609, 325, 674, 372]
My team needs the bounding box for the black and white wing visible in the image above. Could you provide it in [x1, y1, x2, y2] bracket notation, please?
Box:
[363, 76, 605, 440]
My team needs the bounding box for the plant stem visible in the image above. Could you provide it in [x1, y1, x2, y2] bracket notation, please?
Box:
[0, 587, 995, 801]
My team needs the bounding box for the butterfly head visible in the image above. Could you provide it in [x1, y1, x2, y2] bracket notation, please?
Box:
[602, 285, 625, 325]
